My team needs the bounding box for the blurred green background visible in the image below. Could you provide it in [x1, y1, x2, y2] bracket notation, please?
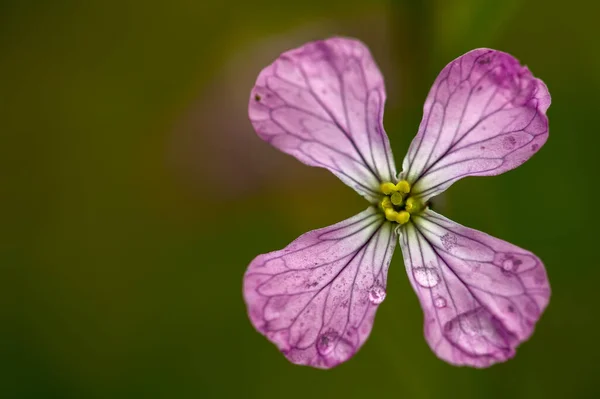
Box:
[3, 0, 599, 397]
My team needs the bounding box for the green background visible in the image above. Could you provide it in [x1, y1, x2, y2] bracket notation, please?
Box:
[3, 0, 599, 397]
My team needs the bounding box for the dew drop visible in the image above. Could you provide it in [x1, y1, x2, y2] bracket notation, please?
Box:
[317, 330, 338, 356]
[412, 267, 441, 288]
[434, 296, 447, 308]
[442, 308, 502, 356]
[368, 285, 386, 304]
[502, 259, 514, 271]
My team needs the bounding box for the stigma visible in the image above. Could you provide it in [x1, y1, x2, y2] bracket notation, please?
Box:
[378, 180, 424, 224]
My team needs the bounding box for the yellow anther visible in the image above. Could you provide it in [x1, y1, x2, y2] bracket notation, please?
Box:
[380, 182, 397, 195]
[381, 197, 393, 209]
[395, 180, 411, 194]
[395, 211, 411, 224]
[405, 197, 423, 214]
[384, 208, 398, 222]
[390, 192, 404, 206]
[405, 197, 415, 212]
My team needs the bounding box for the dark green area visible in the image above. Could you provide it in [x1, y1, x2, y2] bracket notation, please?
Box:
[2, 0, 599, 397]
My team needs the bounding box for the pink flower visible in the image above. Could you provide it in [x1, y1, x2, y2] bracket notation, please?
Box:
[243, 38, 551, 368]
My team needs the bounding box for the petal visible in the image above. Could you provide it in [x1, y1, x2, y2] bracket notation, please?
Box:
[249, 38, 397, 202]
[402, 49, 550, 200]
[243, 207, 396, 368]
[399, 209, 550, 367]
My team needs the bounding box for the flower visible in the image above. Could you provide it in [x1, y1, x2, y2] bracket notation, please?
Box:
[243, 37, 551, 369]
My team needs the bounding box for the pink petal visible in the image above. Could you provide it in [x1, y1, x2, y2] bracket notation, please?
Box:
[399, 209, 550, 367]
[402, 49, 550, 200]
[249, 38, 397, 202]
[243, 208, 396, 368]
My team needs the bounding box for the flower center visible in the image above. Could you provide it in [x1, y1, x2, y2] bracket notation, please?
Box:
[378, 180, 424, 224]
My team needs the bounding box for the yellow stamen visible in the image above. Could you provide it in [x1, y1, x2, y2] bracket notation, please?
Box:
[380, 182, 397, 195]
[395, 211, 410, 224]
[405, 197, 414, 212]
[395, 180, 411, 194]
[381, 196, 393, 209]
[405, 197, 423, 214]
[384, 208, 398, 222]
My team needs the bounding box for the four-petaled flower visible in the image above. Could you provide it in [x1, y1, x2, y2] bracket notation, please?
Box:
[243, 37, 551, 368]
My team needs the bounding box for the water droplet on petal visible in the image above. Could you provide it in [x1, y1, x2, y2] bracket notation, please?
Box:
[317, 330, 338, 356]
[443, 308, 507, 356]
[434, 296, 447, 308]
[502, 259, 514, 271]
[413, 267, 441, 288]
[368, 285, 386, 304]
